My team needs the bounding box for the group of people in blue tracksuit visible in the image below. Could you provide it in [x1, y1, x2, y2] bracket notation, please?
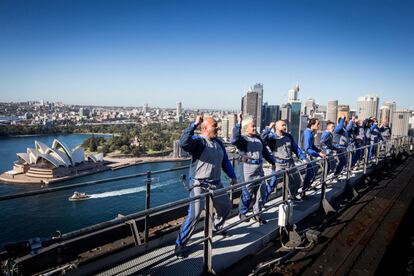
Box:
[174, 113, 391, 258]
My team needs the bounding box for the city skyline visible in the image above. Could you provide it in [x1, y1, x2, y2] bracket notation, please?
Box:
[1, 0, 413, 109]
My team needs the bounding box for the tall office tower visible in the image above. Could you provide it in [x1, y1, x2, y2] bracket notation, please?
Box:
[286, 83, 302, 141]
[298, 114, 309, 145]
[383, 101, 396, 127]
[280, 103, 292, 131]
[251, 83, 264, 130]
[221, 117, 230, 141]
[261, 102, 268, 128]
[176, 101, 183, 122]
[327, 100, 338, 123]
[357, 95, 379, 119]
[241, 84, 262, 129]
[261, 103, 280, 127]
[228, 113, 237, 138]
[241, 91, 258, 120]
[337, 105, 350, 121]
[392, 110, 410, 137]
[304, 97, 316, 117]
[143, 103, 149, 114]
[316, 105, 327, 120]
[266, 105, 280, 126]
[288, 83, 300, 103]
[379, 106, 391, 125]
[290, 101, 301, 142]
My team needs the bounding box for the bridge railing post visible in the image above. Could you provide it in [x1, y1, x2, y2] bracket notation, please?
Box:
[283, 169, 289, 202]
[144, 170, 151, 243]
[230, 157, 236, 204]
[376, 141, 381, 165]
[363, 147, 368, 175]
[203, 192, 213, 273]
[346, 151, 353, 184]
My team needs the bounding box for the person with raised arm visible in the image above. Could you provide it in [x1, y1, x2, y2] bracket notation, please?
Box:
[175, 114, 237, 258]
[261, 120, 307, 201]
[302, 118, 326, 199]
[232, 113, 275, 224]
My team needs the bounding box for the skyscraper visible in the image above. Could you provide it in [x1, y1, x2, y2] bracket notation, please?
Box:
[241, 83, 263, 130]
[383, 101, 396, 127]
[327, 100, 338, 122]
[286, 83, 301, 141]
[176, 101, 183, 122]
[304, 97, 316, 117]
[280, 103, 292, 130]
[220, 117, 230, 141]
[392, 110, 410, 137]
[290, 101, 301, 142]
[288, 83, 300, 103]
[337, 105, 350, 121]
[252, 83, 264, 130]
[143, 103, 149, 114]
[379, 105, 390, 125]
[357, 95, 379, 119]
[228, 113, 237, 138]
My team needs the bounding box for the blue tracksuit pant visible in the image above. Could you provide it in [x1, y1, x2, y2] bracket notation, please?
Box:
[176, 180, 231, 246]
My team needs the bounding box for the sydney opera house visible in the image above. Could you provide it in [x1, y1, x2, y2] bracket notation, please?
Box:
[0, 139, 106, 184]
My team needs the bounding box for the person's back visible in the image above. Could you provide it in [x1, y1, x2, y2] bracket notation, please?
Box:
[333, 117, 349, 148]
[321, 130, 334, 155]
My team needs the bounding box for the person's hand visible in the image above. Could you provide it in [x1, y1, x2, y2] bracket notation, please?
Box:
[320, 152, 327, 158]
[195, 114, 203, 127]
[269, 122, 276, 130]
[230, 178, 238, 185]
[237, 112, 243, 124]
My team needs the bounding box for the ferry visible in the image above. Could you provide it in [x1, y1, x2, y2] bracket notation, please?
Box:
[68, 191, 91, 201]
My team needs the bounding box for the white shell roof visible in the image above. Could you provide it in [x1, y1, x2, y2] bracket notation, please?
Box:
[15, 139, 97, 168]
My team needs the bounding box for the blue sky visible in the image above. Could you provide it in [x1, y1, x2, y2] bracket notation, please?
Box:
[0, 0, 413, 110]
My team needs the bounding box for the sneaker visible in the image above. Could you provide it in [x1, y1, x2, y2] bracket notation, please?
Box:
[174, 244, 188, 259]
[292, 195, 302, 201]
[239, 213, 250, 222]
[253, 216, 267, 225]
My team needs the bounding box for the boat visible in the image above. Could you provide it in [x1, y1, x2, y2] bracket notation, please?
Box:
[68, 191, 91, 201]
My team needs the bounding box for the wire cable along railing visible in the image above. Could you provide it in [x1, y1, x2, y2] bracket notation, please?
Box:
[1, 136, 413, 275]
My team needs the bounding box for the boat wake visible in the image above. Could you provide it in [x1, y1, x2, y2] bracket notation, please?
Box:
[88, 179, 175, 199]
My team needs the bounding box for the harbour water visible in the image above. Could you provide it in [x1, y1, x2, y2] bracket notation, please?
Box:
[0, 134, 191, 248]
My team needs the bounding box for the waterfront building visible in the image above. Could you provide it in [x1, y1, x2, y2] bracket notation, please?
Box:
[0, 139, 104, 184]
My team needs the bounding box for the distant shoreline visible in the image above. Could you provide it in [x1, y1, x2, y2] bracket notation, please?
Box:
[104, 156, 190, 170]
[5, 133, 114, 138]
